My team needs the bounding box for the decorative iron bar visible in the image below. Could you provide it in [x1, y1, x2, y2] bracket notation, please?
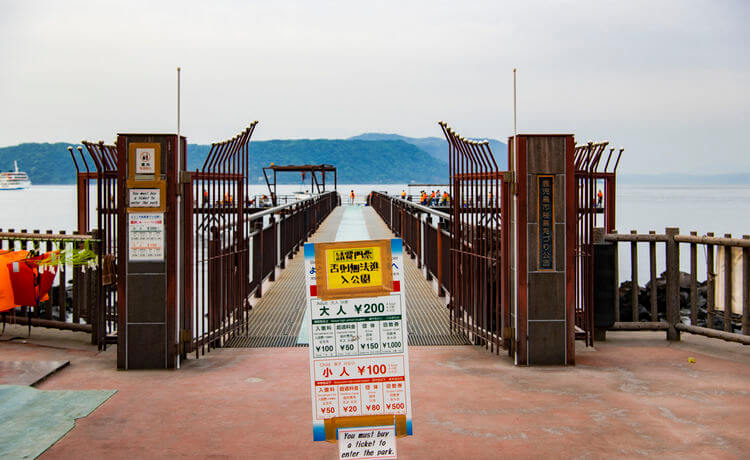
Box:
[181, 122, 338, 358]
[372, 121, 511, 355]
[69, 140, 120, 349]
[439, 121, 510, 354]
[574, 141, 622, 346]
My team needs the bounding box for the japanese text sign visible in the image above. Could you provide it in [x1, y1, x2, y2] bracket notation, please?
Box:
[314, 240, 393, 300]
[305, 239, 413, 442]
[538, 175, 555, 270]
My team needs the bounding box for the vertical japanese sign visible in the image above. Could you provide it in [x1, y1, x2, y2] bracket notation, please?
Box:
[538, 175, 555, 270]
[304, 239, 413, 442]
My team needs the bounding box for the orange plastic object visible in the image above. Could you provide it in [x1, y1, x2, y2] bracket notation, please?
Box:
[0, 251, 29, 312]
[2, 252, 58, 311]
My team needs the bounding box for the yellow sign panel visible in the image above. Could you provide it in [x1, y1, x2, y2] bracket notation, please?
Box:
[314, 240, 393, 300]
[325, 246, 382, 290]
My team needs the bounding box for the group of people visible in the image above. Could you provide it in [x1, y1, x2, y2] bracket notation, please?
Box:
[407, 189, 449, 206]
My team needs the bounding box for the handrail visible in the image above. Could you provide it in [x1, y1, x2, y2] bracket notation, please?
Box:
[211, 191, 337, 233]
[245, 191, 337, 221]
[675, 234, 750, 247]
[604, 233, 667, 242]
[606, 231, 750, 247]
[374, 192, 450, 220]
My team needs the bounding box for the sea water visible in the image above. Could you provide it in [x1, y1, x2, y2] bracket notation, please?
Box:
[1, 184, 748, 281]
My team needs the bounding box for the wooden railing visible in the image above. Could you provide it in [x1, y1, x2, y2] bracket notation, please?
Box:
[605, 228, 749, 344]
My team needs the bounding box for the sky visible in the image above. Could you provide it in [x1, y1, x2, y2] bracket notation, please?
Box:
[0, 0, 748, 174]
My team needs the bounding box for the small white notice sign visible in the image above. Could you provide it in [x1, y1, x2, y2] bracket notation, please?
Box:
[128, 213, 164, 261]
[338, 425, 397, 460]
[129, 188, 160, 208]
[135, 147, 156, 174]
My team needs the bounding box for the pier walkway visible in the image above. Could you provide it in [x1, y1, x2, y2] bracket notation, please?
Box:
[224, 205, 469, 348]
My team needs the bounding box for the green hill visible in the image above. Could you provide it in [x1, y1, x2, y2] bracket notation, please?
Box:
[349, 133, 508, 168]
[0, 139, 448, 184]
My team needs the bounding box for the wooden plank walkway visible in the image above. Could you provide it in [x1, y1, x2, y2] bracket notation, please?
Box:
[224, 205, 469, 347]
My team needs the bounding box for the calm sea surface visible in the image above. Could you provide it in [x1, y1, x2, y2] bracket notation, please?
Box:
[2, 184, 748, 280]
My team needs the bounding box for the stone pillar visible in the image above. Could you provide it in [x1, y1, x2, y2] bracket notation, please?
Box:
[508, 134, 575, 365]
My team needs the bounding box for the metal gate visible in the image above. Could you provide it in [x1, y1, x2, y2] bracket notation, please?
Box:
[574, 142, 622, 345]
[70, 141, 120, 349]
[182, 124, 256, 355]
[438, 122, 512, 354]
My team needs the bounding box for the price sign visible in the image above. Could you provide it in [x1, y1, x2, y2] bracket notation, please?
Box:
[304, 239, 413, 442]
[128, 213, 164, 261]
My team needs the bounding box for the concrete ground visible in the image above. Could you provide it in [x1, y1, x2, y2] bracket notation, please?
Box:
[1, 324, 749, 459]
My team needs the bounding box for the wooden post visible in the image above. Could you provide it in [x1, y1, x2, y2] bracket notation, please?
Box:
[630, 230, 639, 322]
[724, 234, 732, 332]
[90, 229, 101, 346]
[706, 232, 715, 329]
[690, 231, 698, 326]
[649, 230, 657, 322]
[665, 227, 680, 341]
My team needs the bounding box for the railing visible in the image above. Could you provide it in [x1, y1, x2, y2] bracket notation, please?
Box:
[370, 192, 452, 296]
[0, 230, 99, 340]
[605, 228, 750, 345]
[184, 190, 338, 356]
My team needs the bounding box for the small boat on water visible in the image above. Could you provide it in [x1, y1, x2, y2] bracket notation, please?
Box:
[0, 161, 31, 190]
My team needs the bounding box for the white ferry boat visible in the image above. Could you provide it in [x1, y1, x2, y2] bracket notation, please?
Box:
[0, 161, 32, 190]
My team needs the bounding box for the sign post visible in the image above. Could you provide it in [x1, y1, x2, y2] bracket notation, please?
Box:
[304, 238, 413, 445]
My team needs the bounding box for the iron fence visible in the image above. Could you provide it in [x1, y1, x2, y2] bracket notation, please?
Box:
[371, 121, 511, 355]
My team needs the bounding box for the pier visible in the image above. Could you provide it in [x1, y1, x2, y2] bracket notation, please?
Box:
[1, 123, 749, 458]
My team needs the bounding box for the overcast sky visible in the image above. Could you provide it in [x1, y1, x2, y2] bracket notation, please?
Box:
[1, 0, 748, 173]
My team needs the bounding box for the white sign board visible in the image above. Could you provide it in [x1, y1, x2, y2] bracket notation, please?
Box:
[129, 188, 160, 208]
[128, 213, 164, 261]
[304, 239, 412, 442]
[135, 147, 156, 174]
[338, 425, 397, 460]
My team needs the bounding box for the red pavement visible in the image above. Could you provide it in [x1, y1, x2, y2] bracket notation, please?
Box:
[1, 326, 749, 459]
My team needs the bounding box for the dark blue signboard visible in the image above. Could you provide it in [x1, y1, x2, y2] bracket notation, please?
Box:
[538, 175, 554, 270]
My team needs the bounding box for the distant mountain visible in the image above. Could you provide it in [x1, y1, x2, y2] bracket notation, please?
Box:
[0, 142, 78, 184]
[4, 140, 749, 186]
[349, 133, 508, 168]
[188, 139, 447, 184]
[0, 139, 448, 184]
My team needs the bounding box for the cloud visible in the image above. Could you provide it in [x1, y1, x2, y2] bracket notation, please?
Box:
[0, 0, 748, 173]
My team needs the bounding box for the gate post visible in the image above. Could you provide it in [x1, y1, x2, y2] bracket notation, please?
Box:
[117, 133, 185, 369]
[508, 135, 576, 365]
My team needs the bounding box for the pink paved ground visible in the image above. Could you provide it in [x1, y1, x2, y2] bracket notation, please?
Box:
[2, 326, 749, 459]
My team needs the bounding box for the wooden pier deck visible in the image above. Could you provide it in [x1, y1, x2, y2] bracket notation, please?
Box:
[224, 205, 469, 348]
